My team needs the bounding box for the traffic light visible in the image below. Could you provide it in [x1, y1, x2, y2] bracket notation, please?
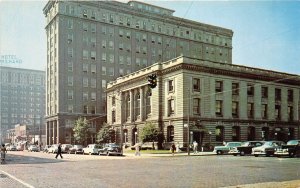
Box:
[147, 74, 157, 89]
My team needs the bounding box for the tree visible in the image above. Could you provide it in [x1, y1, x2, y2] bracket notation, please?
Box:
[96, 122, 114, 144]
[140, 122, 160, 149]
[73, 117, 90, 145]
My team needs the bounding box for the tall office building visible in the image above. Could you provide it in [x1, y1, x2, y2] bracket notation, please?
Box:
[43, 0, 233, 144]
[0, 66, 45, 143]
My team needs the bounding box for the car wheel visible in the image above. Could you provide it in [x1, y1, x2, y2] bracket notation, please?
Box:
[216, 150, 222, 155]
[254, 154, 258, 157]
[240, 151, 245, 156]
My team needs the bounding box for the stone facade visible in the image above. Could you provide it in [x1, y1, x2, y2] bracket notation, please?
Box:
[43, 0, 233, 145]
[106, 56, 300, 148]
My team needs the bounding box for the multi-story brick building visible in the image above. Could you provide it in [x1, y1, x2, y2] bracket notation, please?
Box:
[106, 56, 300, 148]
[0, 66, 45, 143]
[43, 0, 233, 144]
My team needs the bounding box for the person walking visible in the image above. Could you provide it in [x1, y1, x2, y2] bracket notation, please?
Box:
[193, 141, 198, 154]
[135, 143, 141, 156]
[55, 143, 63, 159]
[171, 143, 176, 156]
[1, 144, 7, 164]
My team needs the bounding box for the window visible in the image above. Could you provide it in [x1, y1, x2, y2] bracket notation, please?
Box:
[83, 92, 88, 101]
[90, 106, 96, 114]
[232, 126, 240, 141]
[288, 106, 293, 121]
[135, 93, 140, 118]
[82, 64, 88, 73]
[126, 95, 130, 119]
[247, 84, 254, 96]
[91, 24, 96, 33]
[91, 78, 96, 88]
[109, 41, 114, 50]
[275, 88, 281, 101]
[68, 105, 73, 113]
[91, 92, 96, 101]
[67, 19, 73, 29]
[215, 81, 223, 93]
[146, 90, 151, 116]
[193, 78, 200, 92]
[91, 64, 96, 74]
[91, 51, 96, 60]
[83, 50, 88, 59]
[168, 99, 175, 116]
[68, 90, 73, 100]
[102, 67, 106, 75]
[102, 53, 106, 61]
[216, 100, 223, 117]
[248, 126, 256, 141]
[83, 22, 88, 31]
[261, 104, 267, 119]
[275, 105, 281, 120]
[288, 89, 293, 102]
[168, 80, 174, 92]
[215, 126, 224, 142]
[193, 98, 200, 115]
[232, 101, 239, 118]
[83, 78, 88, 87]
[108, 67, 114, 76]
[102, 80, 107, 88]
[112, 96, 116, 106]
[68, 62, 73, 72]
[167, 126, 174, 142]
[112, 110, 116, 123]
[232, 83, 239, 95]
[247, 103, 254, 118]
[68, 76, 73, 86]
[261, 86, 268, 98]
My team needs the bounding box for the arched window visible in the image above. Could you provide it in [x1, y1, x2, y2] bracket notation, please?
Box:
[167, 125, 174, 142]
[215, 126, 224, 142]
[232, 126, 240, 141]
[247, 126, 255, 141]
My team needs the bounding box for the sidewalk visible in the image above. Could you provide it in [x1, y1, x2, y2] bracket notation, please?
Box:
[123, 151, 216, 157]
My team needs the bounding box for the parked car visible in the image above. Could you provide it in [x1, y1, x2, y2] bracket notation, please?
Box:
[28, 145, 39, 152]
[16, 145, 24, 151]
[83, 144, 102, 155]
[99, 143, 123, 156]
[42, 145, 51, 153]
[229, 141, 264, 156]
[7, 145, 17, 151]
[252, 141, 285, 157]
[213, 142, 242, 155]
[61, 144, 73, 153]
[274, 140, 300, 158]
[68, 145, 84, 154]
[47, 144, 59, 153]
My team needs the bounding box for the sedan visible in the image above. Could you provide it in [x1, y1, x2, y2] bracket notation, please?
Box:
[252, 141, 285, 157]
[28, 145, 39, 152]
[68, 145, 84, 154]
[213, 142, 241, 155]
[229, 141, 265, 156]
[275, 140, 300, 158]
[47, 144, 59, 153]
[99, 143, 123, 156]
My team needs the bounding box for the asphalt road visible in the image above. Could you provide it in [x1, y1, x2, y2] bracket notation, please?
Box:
[0, 151, 300, 188]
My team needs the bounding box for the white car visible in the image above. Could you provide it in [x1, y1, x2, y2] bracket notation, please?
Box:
[28, 145, 39, 152]
[83, 144, 102, 155]
[252, 141, 285, 157]
[47, 144, 59, 153]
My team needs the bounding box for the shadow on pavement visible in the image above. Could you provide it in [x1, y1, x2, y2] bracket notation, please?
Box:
[2, 153, 70, 165]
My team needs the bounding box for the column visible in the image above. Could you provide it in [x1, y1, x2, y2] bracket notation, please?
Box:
[53, 121, 56, 144]
[130, 90, 134, 122]
[48, 121, 52, 145]
[140, 87, 144, 121]
[45, 122, 48, 145]
[56, 119, 60, 144]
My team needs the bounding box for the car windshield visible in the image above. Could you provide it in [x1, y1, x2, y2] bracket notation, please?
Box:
[287, 140, 299, 145]
[241, 142, 250, 146]
[227, 143, 240, 147]
[263, 142, 275, 146]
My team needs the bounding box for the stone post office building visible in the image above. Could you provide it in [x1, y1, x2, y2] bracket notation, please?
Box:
[106, 56, 300, 148]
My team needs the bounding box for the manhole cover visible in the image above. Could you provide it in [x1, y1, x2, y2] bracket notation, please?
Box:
[0, 174, 8, 178]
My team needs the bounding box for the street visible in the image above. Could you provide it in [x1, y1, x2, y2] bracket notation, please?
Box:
[1, 151, 300, 188]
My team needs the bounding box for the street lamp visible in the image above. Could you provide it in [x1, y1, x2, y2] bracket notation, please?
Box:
[124, 132, 127, 145]
[209, 131, 212, 150]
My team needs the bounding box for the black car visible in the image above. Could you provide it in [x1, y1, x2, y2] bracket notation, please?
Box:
[99, 143, 123, 156]
[228, 141, 264, 156]
[274, 140, 300, 158]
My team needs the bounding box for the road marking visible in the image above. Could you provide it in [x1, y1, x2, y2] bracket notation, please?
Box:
[0, 170, 35, 188]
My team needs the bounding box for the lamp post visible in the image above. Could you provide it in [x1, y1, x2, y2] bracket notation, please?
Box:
[209, 131, 212, 151]
[124, 132, 127, 145]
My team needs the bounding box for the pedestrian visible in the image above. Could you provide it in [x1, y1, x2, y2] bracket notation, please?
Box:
[135, 143, 141, 156]
[1, 144, 7, 164]
[55, 143, 63, 159]
[193, 141, 198, 154]
[171, 143, 176, 156]
[176, 142, 180, 153]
